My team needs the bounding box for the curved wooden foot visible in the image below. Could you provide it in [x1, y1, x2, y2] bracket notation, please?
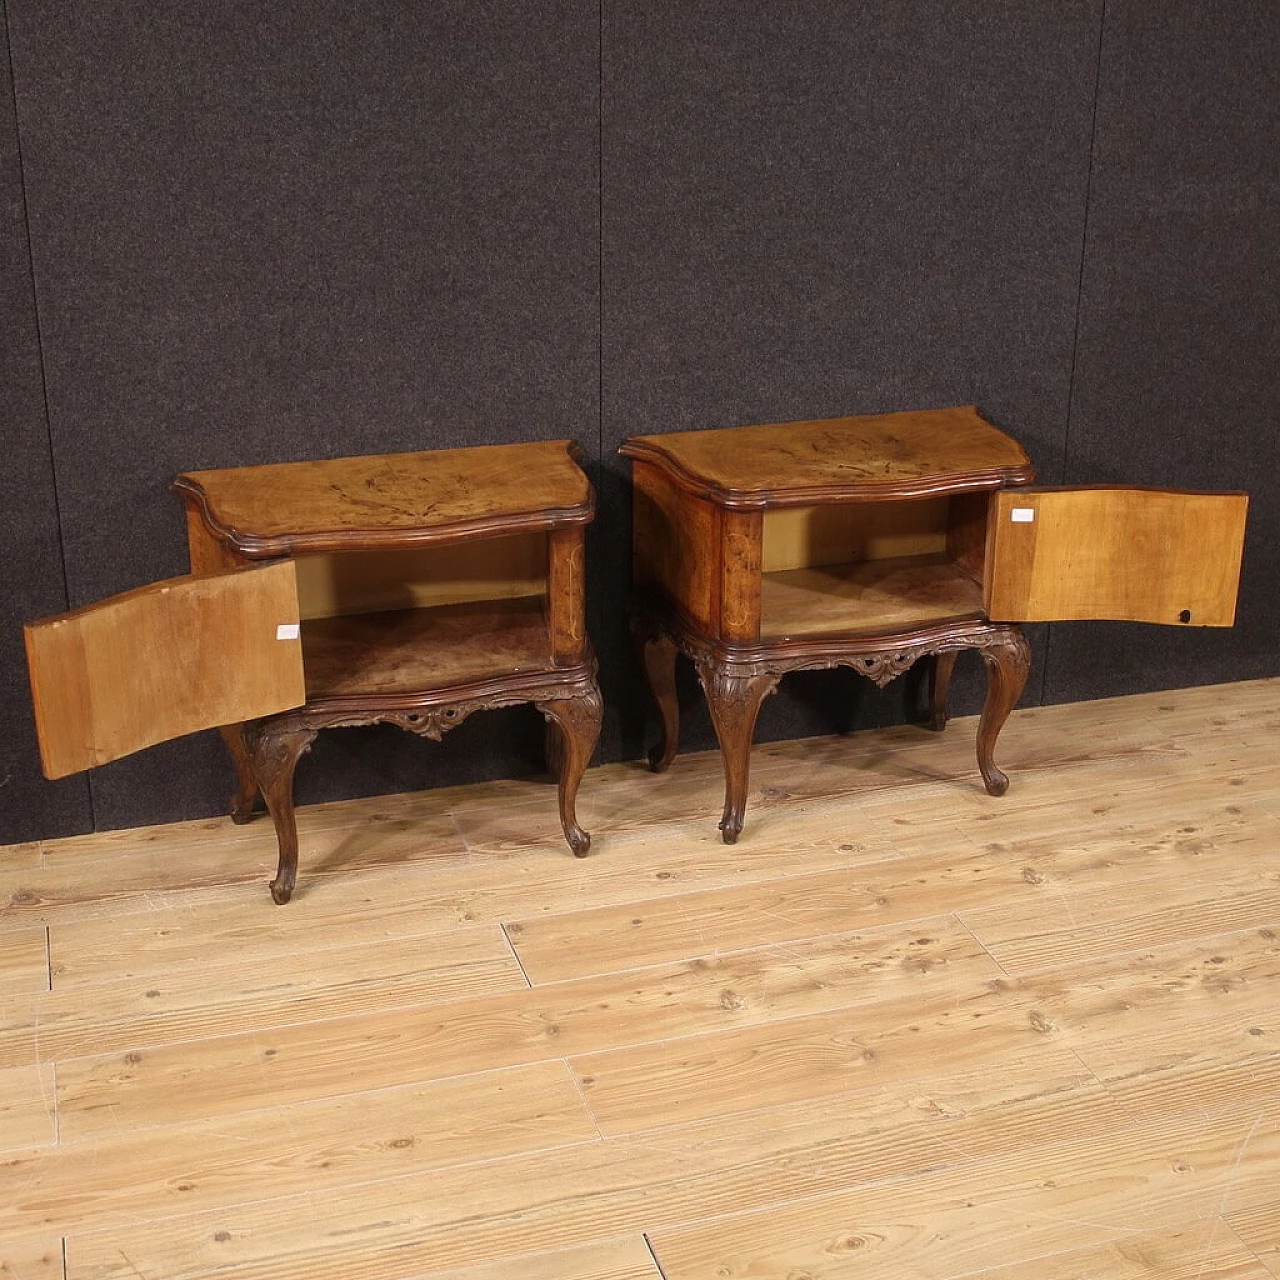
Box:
[635, 622, 680, 773]
[219, 723, 261, 823]
[537, 687, 603, 857]
[929, 651, 958, 732]
[252, 722, 317, 904]
[976, 629, 1031, 797]
[698, 662, 779, 843]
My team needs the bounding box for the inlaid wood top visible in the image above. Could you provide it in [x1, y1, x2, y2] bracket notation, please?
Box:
[174, 439, 594, 556]
[620, 406, 1034, 507]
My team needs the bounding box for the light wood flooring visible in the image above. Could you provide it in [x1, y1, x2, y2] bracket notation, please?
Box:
[2, 678, 1279, 1279]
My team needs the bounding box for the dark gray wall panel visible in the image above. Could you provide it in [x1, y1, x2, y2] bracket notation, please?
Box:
[1047, 0, 1280, 703]
[0, 5, 91, 845]
[601, 1, 1101, 755]
[7, 0, 598, 829]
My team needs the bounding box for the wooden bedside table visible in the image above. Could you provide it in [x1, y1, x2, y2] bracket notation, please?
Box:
[620, 407, 1247, 842]
[26, 440, 602, 903]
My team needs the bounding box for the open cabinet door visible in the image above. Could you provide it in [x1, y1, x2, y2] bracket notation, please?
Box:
[25, 560, 306, 779]
[985, 487, 1248, 626]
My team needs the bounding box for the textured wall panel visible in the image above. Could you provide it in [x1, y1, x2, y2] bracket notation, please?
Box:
[1047, 0, 1280, 702]
[7, 0, 598, 829]
[0, 8, 92, 844]
[601, 1, 1102, 757]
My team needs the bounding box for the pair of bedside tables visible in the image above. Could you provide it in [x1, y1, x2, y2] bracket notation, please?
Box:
[25, 407, 1247, 903]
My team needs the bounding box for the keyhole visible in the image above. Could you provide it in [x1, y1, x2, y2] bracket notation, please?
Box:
[1179, 609, 1192, 623]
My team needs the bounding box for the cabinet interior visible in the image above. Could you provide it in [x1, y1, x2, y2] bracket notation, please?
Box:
[759, 494, 990, 640]
[291, 532, 553, 698]
[293, 532, 548, 619]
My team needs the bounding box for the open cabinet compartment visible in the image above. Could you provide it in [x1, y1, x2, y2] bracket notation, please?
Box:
[288, 531, 558, 699]
[758, 491, 993, 641]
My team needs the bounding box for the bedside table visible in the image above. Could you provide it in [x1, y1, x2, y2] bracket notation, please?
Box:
[620, 407, 1247, 842]
[26, 440, 602, 903]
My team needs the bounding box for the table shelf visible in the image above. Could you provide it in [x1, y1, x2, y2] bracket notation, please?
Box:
[760, 553, 984, 642]
[300, 595, 551, 700]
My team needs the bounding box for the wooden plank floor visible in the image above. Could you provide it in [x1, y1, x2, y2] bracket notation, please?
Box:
[1, 678, 1279, 1280]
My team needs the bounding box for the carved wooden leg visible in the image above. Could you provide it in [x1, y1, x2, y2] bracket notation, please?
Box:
[631, 618, 681, 773]
[536, 687, 603, 857]
[698, 662, 779, 844]
[544, 716, 564, 780]
[976, 629, 1031, 797]
[219, 723, 261, 823]
[251, 721, 317, 904]
[930, 651, 958, 732]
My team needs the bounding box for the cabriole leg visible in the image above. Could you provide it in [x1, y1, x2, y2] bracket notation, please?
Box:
[929, 650, 958, 732]
[219, 723, 261, 823]
[537, 687, 603, 857]
[976, 629, 1031, 797]
[637, 626, 681, 772]
[698, 662, 779, 844]
[251, 722, 317, 904]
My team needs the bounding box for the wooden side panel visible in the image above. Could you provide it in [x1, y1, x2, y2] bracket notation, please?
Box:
[985, 488, 1248, 626]
[946, 491, 992, 586]
[185, 502, 246, 572]
[719, 509, 763, 644]
[546, 528, 587, 665]
[631, 460, 719, 631]
[24, 562, 306, 779]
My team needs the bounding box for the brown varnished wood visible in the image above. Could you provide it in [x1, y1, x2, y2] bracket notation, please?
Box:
[632, 615, 680, 772]
[929, 650, 958, 730]
[631, 458, 719, 632]
[975, 628, 1032, 795]
[622, 410, 1039, 841]
[299, 598, 552, 701]
[946, 489, 993, 586]
[624, 415, 1247, 843]
[536, 687, 605, 857]
[547, 527, 588, 665]
[170, 440, 601, 900]
[619, 405, 1035, 508]
[173, 439, 593, 557]
[985, 486, 1249, 626]
[24, 562, 306, 780]
[696, 662, 780, 843]
[759, 554, 985, 642]
[719, 509, 763, 644]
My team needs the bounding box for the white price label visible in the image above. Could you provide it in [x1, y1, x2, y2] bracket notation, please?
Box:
[1010, 507, 1035, 523]
[276, 623, 300, 640]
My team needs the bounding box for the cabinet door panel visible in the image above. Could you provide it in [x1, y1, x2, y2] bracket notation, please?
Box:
[985, 487, 1247, 626]
[25, 561, 305, 779]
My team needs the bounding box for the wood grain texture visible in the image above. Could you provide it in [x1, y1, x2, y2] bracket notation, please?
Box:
[0, 1234, 64, 1279]
[759, 554, 984, 640]
[24, 561, 305, 778]
[422, 1238, 662, 1280]
[1227, 1203, 1280, 1278]
[174, 439, 593, 557]
[985, 487, 1249, 625]
[620, 406, 1035, 507]
[0, 923, 47, 997]
[630, 458, 720, 632]
[0, 1061, 56, 1152]
[300, 596, 551, 699]
[0, 679, 1277, 1279]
